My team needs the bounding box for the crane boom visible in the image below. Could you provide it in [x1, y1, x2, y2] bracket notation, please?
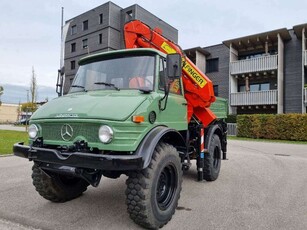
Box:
[124, 20, 217, 126]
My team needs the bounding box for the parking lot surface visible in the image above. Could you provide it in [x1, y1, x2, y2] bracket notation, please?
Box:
[0, 140, 306, 230]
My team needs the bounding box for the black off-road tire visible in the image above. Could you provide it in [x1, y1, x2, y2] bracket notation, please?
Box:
[126, 142, 182, 229]
[32, 164, 89, 202]
[203, 134, 222, 181]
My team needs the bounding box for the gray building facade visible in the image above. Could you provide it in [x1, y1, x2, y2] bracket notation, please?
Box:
[63, 2, 178, 94]
[186, 23, 307, 115]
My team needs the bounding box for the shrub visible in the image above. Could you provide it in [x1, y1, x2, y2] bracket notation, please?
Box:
[237, 115, 253, 138]
[21, 102, 37, 112]
[226, 114, 237, 123]
[237, 114, 307, 141]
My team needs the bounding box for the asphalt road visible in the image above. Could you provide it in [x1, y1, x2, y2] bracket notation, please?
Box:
[0, 140, 306, 230]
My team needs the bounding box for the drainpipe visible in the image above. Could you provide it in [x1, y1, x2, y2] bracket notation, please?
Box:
[265, 41, 269, 55]
[245, 76, 250, 92]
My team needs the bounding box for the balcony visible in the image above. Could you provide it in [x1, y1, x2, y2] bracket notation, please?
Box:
[230, 90, 277, 106]
[230, 55, 278, 75]
[304, 88, 307, 104]
[304, 50, 307, 66]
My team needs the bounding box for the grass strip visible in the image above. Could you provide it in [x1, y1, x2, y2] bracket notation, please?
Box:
[0, 130, 28, 155]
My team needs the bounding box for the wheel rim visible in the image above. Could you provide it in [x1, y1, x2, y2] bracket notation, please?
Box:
[156, 164, 177, 210]
[213, 146, 221, 168]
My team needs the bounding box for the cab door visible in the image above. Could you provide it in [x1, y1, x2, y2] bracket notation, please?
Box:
[156, 57, 187, 131]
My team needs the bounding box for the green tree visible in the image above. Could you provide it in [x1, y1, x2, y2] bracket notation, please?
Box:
[0, 85, 3, 106]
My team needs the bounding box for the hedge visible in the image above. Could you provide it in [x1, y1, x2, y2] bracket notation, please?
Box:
[237, 114, 307, 141]
[226, 114, 237, 123]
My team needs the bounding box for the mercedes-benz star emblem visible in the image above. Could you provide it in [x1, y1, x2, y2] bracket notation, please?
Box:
[61, 124, 74, 141]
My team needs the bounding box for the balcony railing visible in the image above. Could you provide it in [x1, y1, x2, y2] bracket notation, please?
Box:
[230, 55, 278, 75]
[304, 50, 307, 66]
[230, 90, 277, 106]
[304, 88, 307, 104]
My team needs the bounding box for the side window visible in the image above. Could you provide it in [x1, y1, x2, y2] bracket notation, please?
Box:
[169, 79, 182, 95]
[159, 57, 182, 95]
[159, 58, 166, 90]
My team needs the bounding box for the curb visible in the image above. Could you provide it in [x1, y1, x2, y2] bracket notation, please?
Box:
[0, 154, 13, 158]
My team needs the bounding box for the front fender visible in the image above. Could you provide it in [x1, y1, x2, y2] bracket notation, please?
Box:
[135, 126, 186, 169]
[205, 124, 222, 148]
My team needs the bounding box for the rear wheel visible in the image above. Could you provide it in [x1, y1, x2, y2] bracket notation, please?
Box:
[126, 142, 182, 229]
[203, 134, 222, 181]
[32, 164, 89, 202]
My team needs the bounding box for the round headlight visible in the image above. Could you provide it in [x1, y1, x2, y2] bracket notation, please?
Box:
[28, 124, 38, 139]
[99, 125, 113, 143]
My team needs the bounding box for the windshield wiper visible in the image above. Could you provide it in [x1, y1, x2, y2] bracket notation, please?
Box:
[94, 82, 120, 91]
[71, 85, 86, 91]
[138, 87, 152, 94]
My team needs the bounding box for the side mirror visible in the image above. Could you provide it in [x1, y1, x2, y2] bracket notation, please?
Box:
[166, 53, 181, 79]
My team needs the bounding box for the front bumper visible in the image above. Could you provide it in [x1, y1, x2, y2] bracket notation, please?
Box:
[13, 142, 143, 171]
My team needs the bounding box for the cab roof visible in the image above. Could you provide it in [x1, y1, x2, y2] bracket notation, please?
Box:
[79, 48, 166, 65]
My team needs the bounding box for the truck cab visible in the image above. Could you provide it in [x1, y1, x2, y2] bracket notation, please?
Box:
[23, 48, 186, 156]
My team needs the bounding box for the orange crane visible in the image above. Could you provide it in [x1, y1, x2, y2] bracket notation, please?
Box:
[124, 20, 217, 127]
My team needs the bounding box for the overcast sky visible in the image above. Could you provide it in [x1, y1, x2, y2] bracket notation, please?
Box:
[1, 0, 306, 88]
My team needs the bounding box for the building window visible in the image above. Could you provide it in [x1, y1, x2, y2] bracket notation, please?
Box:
[206, 58, 219, 73]
[99, 14, 103, 24]
[71, 61, 76, 70]
[82, 39, 88, 49]
[239, 85, 246, 92]
[99, 34, 102, 44]
[71, 25, 77, 35]
[125, 10, 133, 22]
[83, 20, 88, 31]
[250, 83, 270, 92]
[239, 83, 270, 92]
[71, 43, 76, 52]
[213, 85, 219, 96]
[126, 10, 133, 17]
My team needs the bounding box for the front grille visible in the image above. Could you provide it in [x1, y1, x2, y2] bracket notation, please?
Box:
[42, 123, 99, 142]
[39, 121, 148, 151]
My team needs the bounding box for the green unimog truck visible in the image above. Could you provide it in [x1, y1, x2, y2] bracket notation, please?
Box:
[14, 48, 227, 229]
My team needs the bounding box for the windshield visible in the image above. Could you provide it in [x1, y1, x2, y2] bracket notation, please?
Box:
[69, 55, 155, 93]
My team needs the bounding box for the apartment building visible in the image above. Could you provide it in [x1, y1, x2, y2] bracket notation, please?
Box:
[186, 23, 307, 114]
[63, 2, 306, 114]
[63, 2, 178, 94]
